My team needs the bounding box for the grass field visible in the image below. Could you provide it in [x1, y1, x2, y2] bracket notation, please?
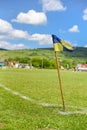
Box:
[0, 68, 87, 130]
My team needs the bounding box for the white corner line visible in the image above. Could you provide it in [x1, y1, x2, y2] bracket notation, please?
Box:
[0, 83, 87, 115]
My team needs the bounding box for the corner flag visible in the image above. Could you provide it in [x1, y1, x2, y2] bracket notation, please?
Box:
[52, 34, 74, 52]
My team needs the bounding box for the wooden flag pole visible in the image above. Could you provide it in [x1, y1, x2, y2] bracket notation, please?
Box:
[55, 51, 66, 111]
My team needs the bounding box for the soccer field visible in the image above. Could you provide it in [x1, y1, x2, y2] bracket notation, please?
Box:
[0, 68, 87, 130]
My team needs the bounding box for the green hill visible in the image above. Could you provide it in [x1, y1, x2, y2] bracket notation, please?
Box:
[63, 47, 87, 58]
[0, 47, 87, 68]
[0, 47, 87, 58]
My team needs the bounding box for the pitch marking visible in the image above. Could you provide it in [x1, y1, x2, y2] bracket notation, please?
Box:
[0, 83, 87, 115]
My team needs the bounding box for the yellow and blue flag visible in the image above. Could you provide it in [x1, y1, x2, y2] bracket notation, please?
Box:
[52, 34, 75, 52]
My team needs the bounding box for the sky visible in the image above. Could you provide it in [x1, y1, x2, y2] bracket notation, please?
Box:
[0, 0, 87, 50]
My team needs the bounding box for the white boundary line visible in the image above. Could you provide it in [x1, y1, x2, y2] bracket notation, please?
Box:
[0, 83, 87, 115]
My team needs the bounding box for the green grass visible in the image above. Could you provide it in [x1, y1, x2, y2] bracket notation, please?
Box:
[0, 68, 87, 130]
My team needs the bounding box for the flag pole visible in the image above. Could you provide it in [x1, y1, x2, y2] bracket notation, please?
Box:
[55, 51, 66, 111]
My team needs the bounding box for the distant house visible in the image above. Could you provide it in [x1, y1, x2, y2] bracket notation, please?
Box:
[9, 61, 19, 68]
[0, 58, 9, 67]
[75, 64, 87, 71]
[0, 58, 5, 67]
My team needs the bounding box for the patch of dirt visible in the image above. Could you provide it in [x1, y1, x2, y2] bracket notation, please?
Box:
[0, 122, 5, 129]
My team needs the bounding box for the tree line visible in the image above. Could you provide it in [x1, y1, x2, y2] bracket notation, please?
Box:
[7, 56, 87, 69]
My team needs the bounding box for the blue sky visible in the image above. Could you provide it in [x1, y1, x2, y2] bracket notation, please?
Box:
[0, 0, 87, 50]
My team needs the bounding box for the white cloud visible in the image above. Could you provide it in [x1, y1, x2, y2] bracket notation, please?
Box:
[0, 19, 29, 40]
[83, 8, 87, 20]
[0, 41, 26, 50]
[0, 19, 52, 47]
[29, 33, 52, 45]
[12, 10, 47, 25]
[41, 0, 66, 12]
[84, 44, 87, 47]
[10, 30, 29, 39]
[0, 19, 13, 33]
[68, 25, 80, 33]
